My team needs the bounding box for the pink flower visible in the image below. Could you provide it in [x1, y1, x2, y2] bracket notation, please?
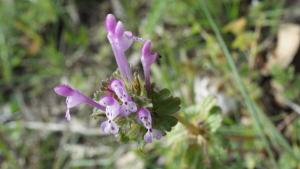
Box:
[141, 40, 158, 95]
[54, 14, 169, 143]
[138, 108, 162, 143]
[54, 84, 105, 121]
[105, 14, 133, 81]
[99, 96, 121, 134]
[144, 128, 162, 143]
[110, 79, 137, 116]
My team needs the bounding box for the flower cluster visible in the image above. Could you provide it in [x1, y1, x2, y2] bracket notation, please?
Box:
[54, 14, 180, 143]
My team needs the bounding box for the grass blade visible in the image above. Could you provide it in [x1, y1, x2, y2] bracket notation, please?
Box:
[199, 0, 299, 165]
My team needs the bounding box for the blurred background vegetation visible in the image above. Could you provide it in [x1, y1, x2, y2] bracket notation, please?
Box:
[1, 0, 300, 168]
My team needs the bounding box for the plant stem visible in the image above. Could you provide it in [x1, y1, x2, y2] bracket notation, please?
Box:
[174, 114, 205, 136]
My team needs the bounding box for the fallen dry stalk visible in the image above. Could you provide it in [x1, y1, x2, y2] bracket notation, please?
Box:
[7, 121, 105, 136]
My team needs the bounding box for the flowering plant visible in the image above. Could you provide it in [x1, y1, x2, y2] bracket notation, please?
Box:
[54, 14, 180, 143]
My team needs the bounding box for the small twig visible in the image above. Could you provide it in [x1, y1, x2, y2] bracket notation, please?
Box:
[274, 91, 300, 116]
[64, 144, 112, 156]
[7, 121, 105, 136]
[277, 112, 298, 131]
[285, 100, 300, 115]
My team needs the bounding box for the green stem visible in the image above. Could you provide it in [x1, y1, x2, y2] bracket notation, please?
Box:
[174, 114, 205, 135]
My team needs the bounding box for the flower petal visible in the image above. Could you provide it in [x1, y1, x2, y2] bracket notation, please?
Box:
[54, 84, 74, 96]
[100, 120, 110, 134]
[114, 86, 127, 101]
[141, 41, 157, 94]
[66, 92, 85, 108]
[119, 34, 133, 51]
[138, 108, 152, 129]
[144, 130, 153, 143]
[105, 14, 116, 33]
[54, 84, 105, 121]
[142, 41, 151, 58]
[109, 121, 119, 134]
[153, 129, 162, 140]
[137, 108, 150, 119]
[105, 14, 133, 80]
[100, 120, 119, 135]
[99, 96, 116, 107]
[110, 79, 124, 89]
[106, 104, 120, 120]
[54, 84, 104, 110]
[121, 101, 137, 116]
[127, 101, 137, 112]
[115, 21, 125, 38]
[141, 40, 157, 66]
[120, 104, 130, 116]
[110, 79, 131, 102]
[65, 109, 71, 121]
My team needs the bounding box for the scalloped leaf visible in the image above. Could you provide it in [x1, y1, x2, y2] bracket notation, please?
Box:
[156, 98, 181, 115]
[151, 88, 181, 132]
[153, 88, 171, 102]
[157, 115, 178, 132]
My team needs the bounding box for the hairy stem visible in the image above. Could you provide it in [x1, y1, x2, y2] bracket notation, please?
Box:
[174, 114, 205, 136]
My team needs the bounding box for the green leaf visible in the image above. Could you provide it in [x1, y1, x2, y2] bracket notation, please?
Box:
[209, 106, 222, 115]
[156, 115, 178, 132]
[199, 96, 217, 119]
[207, 113, 222, 133]
[156, 97, 181, 115]
[152, 88, 181, 115]
[154, 88, 171, 101]
[151, 88, 181, 132]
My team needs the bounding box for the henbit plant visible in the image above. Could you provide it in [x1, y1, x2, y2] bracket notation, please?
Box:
[54, 14, 182, 143]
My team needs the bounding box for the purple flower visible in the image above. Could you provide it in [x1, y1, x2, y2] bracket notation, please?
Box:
[100, 120, 119, 134]
[144, 128, 162, 143]
[141, 40, 158, 95]
[54, 14, 168, 143]
[110, 79, 137, 116]
[54, 84, 105, 121]
[110, 79, 129, 102]
[120, 101, 137, 116]
[99, 96, 121, 134]
[105, 14, 133, 81]
[137, 108, 152, 129]
[138, 108, 162, 143]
